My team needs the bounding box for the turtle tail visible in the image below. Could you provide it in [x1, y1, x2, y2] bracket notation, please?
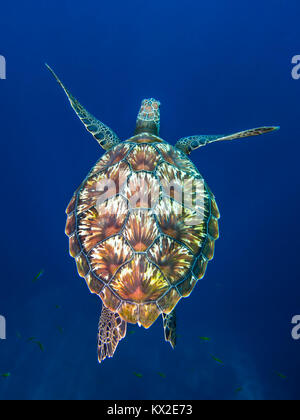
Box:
[98, 305, 127, 363]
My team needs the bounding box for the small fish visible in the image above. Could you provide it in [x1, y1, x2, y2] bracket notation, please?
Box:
[56, 326, 64, 334]
[235, 387, 243, 393]
[28, 338, 44, 352]
[16, 331, 22, 339]
[27, 337, 37, 342]
[34, 341, 45, 352]
[157, 372, 166, 378]
[1, 373, 10, 378]
[54, 305, 61, 310]
[211, 355, 223, 364]
[275, 371, 287, 380]
[199, 337, 211, 342]
[133, 372, 143, 378]
[128, 330, 135, 335]
[32, 269, 44, 283]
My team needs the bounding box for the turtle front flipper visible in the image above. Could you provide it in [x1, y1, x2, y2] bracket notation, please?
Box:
[98, 305, 127, 363]
[46, 64, 120, 151]
[175, 126, 280, 155]
[163, 310, 176, 349]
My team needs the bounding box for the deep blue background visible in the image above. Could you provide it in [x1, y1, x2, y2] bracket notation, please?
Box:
[0, 0, 300, 400]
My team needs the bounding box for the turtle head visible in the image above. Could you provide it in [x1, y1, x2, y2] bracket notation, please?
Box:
[134, 98, 161, 136]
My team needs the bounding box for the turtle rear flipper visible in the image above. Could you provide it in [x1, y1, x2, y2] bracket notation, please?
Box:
[163, 310, 176, 349]
[98, 305, 127, 363]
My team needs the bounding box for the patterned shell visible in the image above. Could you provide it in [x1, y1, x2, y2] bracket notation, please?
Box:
[65, 134, 220, 329]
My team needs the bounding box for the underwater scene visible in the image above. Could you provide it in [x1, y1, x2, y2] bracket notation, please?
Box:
[1, 0, 300, 401]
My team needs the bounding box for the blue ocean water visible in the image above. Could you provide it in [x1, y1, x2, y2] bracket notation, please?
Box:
[0, 0, 300, 400]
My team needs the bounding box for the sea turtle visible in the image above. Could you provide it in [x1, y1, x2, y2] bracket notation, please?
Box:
[47, 64, 279, 363]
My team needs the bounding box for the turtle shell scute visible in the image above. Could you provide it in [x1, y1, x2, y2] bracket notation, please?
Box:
[176, 274, 197, 298]
[118, 301, 139, 324]
[89, 236, 133, 283]
[76, 253, 90, 278]
[110, 255, 169, 303]
[90, 143, 132, 175]
[155, 143, 199, 176]
[139, 303, 162, 328]
[157, 287, 181, 314]
[100, 287, 121, 312]
[123, 210, 159, 252]
[85, 272, 105, 295]
[77, 161, 131, 215]
[77, 195, 129, 254]
[155, 197, 207, 254]
[147, 236, 194, 285]
[126, 144, 161, 172]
